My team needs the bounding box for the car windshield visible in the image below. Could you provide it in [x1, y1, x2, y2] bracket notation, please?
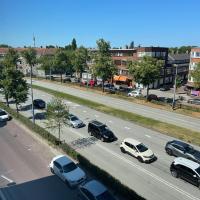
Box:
[63, 162, 77, 173]
[97, 191, 115, 200]
[195, 167, 200, 176]
[136, 143, 148, 152]
[99, 125, 109, 132]
[70, 116, 79, 121]
[185, 145, 194, 153]
[0, 111, 7, 116]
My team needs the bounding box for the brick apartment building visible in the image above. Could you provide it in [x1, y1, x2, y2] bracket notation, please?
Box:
[187, 47, 200, 88]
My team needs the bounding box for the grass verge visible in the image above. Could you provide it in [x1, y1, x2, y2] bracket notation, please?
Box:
[0, 101, 145, 200]
[33, 84, 200, 146]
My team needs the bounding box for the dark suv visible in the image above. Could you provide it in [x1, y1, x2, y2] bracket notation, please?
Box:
[170, 157, 200, 188]
[88, 120, 117, 142]
[165, 140, 200, 164]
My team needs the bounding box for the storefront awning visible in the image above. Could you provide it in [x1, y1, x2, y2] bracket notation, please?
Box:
[113, 75, 131, 82]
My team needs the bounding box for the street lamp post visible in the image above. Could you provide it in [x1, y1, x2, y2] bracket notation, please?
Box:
[30, 64, 35, 123]
[172, 64, 178, 110]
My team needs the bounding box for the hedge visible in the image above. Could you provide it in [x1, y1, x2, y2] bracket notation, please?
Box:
[0, 101, 145, 200]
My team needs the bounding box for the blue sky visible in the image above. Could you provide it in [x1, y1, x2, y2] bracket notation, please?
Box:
[1, 0, 200, 48]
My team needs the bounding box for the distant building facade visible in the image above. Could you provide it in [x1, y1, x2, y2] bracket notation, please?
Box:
[187, 47, 200, 88]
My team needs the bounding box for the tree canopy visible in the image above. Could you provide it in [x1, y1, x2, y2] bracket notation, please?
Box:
[191, 63, 200, 88]
[128, 56, 164, 97]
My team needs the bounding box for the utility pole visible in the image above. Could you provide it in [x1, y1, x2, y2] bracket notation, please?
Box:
[172, 64, 178, 110]
[31, 34, 35, 123]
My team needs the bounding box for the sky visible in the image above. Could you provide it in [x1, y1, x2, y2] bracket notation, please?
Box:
[1, 0, 200, 48]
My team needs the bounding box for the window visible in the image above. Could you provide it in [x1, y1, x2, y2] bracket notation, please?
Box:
[63, 162, 77, 173]
[125, 142, 133, 148]
[81, 188, 95, 200]
[172, 144, 184, 152]
[195, 52, 200, 57]
[53, 161, 61, 169]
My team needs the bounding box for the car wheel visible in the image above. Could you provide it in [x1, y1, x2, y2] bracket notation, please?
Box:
[50, 167, 54, 174]
[120, 147, 126, 153]
[101, 137, 105, 142]
[166, 148, 173, 156]
[138, 156, 144, 163]
[171, 170, 178, 178]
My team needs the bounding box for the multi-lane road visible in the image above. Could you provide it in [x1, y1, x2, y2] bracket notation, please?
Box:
[3, 88, 199, 200]
[0, 120, 79, 200]
[30, 79, 200, 132]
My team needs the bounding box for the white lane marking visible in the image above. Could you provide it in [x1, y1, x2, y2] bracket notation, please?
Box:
[108, 120, 113, 123]
[83, 110, 87, 113]
[69, 129, 200, 200]
[124, 126, 130, 130]
[1, 175, 13, 183]
[145, 134, 151, 138]
[74, 104, 80, 107]
[94, 115, 99, 118]
[65, 101, 72, 104]
[72, 106, 76, 109]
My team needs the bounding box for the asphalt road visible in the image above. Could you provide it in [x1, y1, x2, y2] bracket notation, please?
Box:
[29, 79, 200, 132]
[3, 88, 200, 200]
[0, 120, 79, 200]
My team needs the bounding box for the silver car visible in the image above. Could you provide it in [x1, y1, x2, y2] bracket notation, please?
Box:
[69, 114, 84, 128]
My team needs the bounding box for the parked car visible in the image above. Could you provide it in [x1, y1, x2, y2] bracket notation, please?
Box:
[0, 109, 12, 121]
[165, 140, 200, 164]
[170, 157, 200, 188]
[187, 99, 200, 105]
[68, 114, 84, 128]
[128, 90, 142, 97]
[104, 84, 116, 94]
[159, 86, 170, 91]
[146, 94, 158, 101]
[88, 120, 117, 142]
[49, 155, 86, 187]
[120, 138, 156, 163]
[33, 99, 46, 109]
[78, 179, 116, 200]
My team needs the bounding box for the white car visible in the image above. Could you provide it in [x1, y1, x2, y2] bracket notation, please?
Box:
[49, 155, 86, 187]
[120, 138, 156, 163]
[0, 109, 11, 122]
[127, 90, 142, 97]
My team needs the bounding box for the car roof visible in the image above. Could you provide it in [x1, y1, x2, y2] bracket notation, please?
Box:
[174, 157, 200, 171]
[34, 99, 44, 102]
[53, 155, 72, 166]
[170, 140, 191, 148]
[124, 138, 141, 146]
[89, 120, 104, 127]
[82, 180, 106, 196]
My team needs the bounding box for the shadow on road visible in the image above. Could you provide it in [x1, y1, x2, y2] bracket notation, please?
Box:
[1, 175, 78, 200]
[0, 121, 7, 128]
[20, 104, 32, 111]
[71, 137, 98, 149]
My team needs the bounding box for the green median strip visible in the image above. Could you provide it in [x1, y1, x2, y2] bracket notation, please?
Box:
[32, 84, 200, 146]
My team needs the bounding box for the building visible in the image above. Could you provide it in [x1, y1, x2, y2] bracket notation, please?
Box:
[168, 53, 190, 85]
[187, 47, 200, 88]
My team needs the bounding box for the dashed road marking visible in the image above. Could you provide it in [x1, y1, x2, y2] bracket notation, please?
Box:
[83, 110, 87, 113]
[94, 115, 99, 118]
[145, 134, 151, 138]
[108, 120, 113, 123]
[1, 175, 13, 183]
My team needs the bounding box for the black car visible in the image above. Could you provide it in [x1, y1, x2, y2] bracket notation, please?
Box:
[187, 99, 200, 105]
[33, 99, 46, 109]
[170, 157, 200, 188]
[88, 120, 117, 142]
[165, 140, 200, 164]
[159, 86, 170, 91]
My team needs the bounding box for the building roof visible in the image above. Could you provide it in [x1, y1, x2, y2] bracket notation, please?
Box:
[168, 53, 190, 61]
[0, 48, 56, 56]
[191, 47, 200, 52]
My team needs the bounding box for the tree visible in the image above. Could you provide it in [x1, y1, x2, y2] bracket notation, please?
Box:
[93, 39, 116, 92]
[54, 49, 70, 82]
[10, 70, 29, 113]
[191, 63, 200, 88]
[71, 38, 77, 50]
[129, 41, 134, 49]
[21, 48, 37, 123]
[0, 48, 19, 106]
[45, 97, 70, 141]
[39, 54, 55, 79]
[73, 46, 88, 78]
[128, 56, 164, 98]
